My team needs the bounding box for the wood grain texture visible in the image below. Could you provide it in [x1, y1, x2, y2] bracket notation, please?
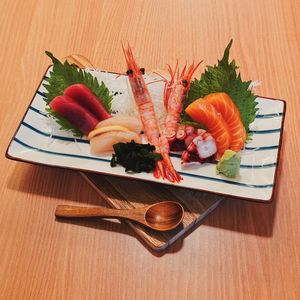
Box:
[81, 172, 221, 251]
[0, 0, 300, 299]
[54, 200, 185, 232]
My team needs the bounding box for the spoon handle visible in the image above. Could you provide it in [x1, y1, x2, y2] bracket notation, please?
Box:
[55, 205, 145, 221]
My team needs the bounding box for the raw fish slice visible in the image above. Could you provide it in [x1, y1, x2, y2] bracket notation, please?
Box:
[90, 131, 141, 154]
[203, 93, 246, 151]
[96, 116, 143, 134]
[185, 100, 231, 158]
[50, 95, 99, 134]
[64, 84, 111, 121]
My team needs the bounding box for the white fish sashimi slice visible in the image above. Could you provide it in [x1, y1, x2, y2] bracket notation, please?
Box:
[90, 131, 141, 154]
[96, 116, 142, 134]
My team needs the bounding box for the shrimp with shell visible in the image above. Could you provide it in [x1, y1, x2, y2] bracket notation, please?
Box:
[122, 44, 181, 183]
[160, 61, 203, 141]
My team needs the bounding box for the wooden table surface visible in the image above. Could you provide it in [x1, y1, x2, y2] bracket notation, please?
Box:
[1, 1, 299, 299]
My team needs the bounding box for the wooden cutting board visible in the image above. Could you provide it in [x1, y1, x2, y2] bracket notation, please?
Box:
[81, 172, 223, 252]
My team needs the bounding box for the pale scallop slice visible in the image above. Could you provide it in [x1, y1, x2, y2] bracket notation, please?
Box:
[90, 131, 142, 155]
[96, 116, 143, 134]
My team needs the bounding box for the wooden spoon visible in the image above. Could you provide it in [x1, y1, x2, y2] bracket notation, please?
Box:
[55, 201, 184, 231]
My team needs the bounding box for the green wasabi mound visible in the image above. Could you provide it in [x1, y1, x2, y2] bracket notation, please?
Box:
[216, 150, 241, 178]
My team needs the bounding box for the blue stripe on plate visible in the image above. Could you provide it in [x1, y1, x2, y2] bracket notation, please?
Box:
[13, 137, 273, 189]
[249, 128, 281, 134]
[169, 153, 276, 168]
[239, 163, 276, 169]
[13, 137, 110, 163]
[177, 171, 273, 188]
[20, 121, 279, 164]
[37, 91, 46, 97]
[21, 121, 89, 144]
[255, 113, 283, 118]
[245, 145, 279, 150]
[29, 106, 47, 116]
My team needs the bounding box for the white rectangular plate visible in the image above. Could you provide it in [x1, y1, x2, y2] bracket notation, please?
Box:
[6, 67, 286, 202]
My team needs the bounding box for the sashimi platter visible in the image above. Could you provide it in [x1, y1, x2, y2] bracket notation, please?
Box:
[7, 41, 285, 201]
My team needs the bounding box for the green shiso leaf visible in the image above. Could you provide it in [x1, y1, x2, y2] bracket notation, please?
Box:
[43, 51, 113, 137]
[184, 40, 259, 136]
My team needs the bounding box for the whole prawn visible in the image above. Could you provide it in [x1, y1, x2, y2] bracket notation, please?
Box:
[122, 44, 181, 183]
[161, 61, 202, 141]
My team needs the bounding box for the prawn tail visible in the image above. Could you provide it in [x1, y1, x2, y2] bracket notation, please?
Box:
[153, 155, 182, 183]
[162, 153, 182, 183]
[153, 160, 165, 179]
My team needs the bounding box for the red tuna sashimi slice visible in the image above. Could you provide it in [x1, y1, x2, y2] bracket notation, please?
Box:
[64, 84, 111, 121]
[50, 95, 99, 134]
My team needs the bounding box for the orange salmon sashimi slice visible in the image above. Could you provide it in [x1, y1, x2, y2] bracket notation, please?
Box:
[185, 100, 231, 158]
[203, 93, 246, 152]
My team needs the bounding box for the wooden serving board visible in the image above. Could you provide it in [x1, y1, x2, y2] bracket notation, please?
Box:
[80, 172, 223, 252]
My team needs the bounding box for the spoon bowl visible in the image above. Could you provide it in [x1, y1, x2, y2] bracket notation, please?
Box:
[144, 201, 185, 231]
[55, 201, 184, 232]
